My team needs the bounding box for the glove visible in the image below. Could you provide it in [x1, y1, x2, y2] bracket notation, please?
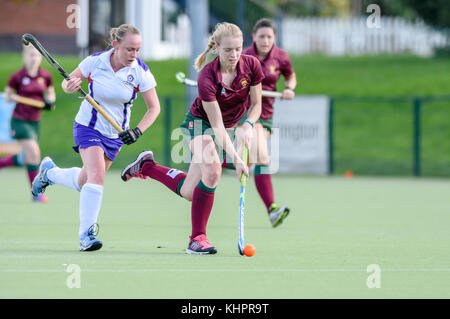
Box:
[119, 127, 142, 145]
[43, 100, 55, 111]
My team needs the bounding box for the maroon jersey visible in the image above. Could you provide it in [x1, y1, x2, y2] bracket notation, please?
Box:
[243, 43, 294, 119]
[190, 54, 264, 128]
[8, 67, 53, 122]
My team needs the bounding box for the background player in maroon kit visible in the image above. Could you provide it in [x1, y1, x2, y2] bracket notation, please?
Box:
[243, 18, 297, 227]
[121, 22, 264, 255]
[1, 44, 55, 202]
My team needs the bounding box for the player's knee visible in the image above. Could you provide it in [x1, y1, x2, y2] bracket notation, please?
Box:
[86, 169, 105, 185]
[255, 152, 270, 166]
[257, 158, 271, 166]
[22, 146, 40, 165]
[182, 191, 193, 202]
[25, 154, 40, 166]
[178, 181, 193, 202]
[202, 163, 222, 187]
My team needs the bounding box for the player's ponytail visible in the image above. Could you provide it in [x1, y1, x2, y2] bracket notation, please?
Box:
[109, 24, 140, 47]
[194, 22, 243, 71]
[194, 35, 216, 71]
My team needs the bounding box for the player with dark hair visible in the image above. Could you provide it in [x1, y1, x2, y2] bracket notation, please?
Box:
[1, 44, 55, 203]
[242, 18, 297, 227]
[121, 22, 264, 255]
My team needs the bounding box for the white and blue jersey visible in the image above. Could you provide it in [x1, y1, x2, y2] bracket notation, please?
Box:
[75, 48, 156, 139]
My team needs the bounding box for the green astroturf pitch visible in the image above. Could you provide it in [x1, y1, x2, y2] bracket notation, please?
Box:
[0, 168, 449, 298]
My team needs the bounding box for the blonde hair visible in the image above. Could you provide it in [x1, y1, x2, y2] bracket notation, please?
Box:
[109, 24, 140, 47]
[194, 22, 243, 71]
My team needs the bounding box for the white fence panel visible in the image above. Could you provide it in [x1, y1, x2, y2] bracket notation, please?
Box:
[282, 17, 448, 57]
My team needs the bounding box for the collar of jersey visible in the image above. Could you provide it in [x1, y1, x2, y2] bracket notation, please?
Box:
[213, 56, 246, 92]
[100, 48, 139, 72]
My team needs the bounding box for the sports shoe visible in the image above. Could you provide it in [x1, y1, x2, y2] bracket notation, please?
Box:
[79, 224, 103, 252]
[31, 157, 56, 197]
[32, 194, 48, 203]
[186, 234, 217, 255]
[269, 204, 290, 228]
[121, 150, 155, 182]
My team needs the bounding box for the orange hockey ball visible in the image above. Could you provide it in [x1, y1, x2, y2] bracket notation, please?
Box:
[344, 170, 354, 179]
[243, 244, 256, 257]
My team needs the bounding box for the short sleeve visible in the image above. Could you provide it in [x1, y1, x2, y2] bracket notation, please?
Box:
[138, 69, 157, 93]
[78, 55, 96, 78]
[198, 67, 218, 102]
[249, 56, 265, 86]
[43, 70, 53, 87]
[7, 71, 20, 91]
[279, 50, 294, 78]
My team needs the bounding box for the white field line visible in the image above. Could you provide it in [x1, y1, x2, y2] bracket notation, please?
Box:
[0, 268, 450, 273]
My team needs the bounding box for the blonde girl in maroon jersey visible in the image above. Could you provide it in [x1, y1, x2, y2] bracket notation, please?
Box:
[121, 22, 264, 254]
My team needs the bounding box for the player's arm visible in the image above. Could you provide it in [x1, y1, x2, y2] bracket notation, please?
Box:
[62, 67, 86, 94]
[282, 72, 297, 100]
[43, 85, 56, 110]
[3, 86, 15, 102]
[203, 100, 249, 178]
[236, 83, 261, 155]
[44, 85, 56, 103]
[119, 88, 161, 145]
[135, 88, 161, 133]
[245, 83, 262, 126]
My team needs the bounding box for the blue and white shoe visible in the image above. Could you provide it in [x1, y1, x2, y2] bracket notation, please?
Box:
[79, 224, 103, 252]
[31, 157, 56, 197]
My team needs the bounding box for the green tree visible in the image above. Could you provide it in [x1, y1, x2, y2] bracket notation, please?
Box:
[402, 0, 450, 28]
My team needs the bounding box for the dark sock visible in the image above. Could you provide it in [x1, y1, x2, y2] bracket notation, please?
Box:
[254, 165, 274, 213]
[190, 180, 216, 239]
[0, 154, 21, 168]
[141, 162, 186, 196]
[26, 164, 39, 187]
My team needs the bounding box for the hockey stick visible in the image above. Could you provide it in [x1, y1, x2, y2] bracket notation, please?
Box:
[22, 33, 123, 132]
[10, 94, 45, 108]
[175, 72, 283, 98]
[238, 145, 248, 256]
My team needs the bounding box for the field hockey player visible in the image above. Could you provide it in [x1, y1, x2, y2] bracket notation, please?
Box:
[241, 18, 297, 227]
[31, 24, 161, 251]
[121, 22, 263, 255]
[1, 44, 55, 203]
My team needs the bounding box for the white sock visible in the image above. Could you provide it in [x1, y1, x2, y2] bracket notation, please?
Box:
[47, 167, 82, 192]
[79, 183, 104, 237]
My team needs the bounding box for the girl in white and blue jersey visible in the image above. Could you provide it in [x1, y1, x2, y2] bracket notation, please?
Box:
[31, 24, 161, 251]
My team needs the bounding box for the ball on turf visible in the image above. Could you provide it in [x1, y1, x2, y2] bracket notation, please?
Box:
[243, 244, 256, 257]
[344, 170, 354, 179]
